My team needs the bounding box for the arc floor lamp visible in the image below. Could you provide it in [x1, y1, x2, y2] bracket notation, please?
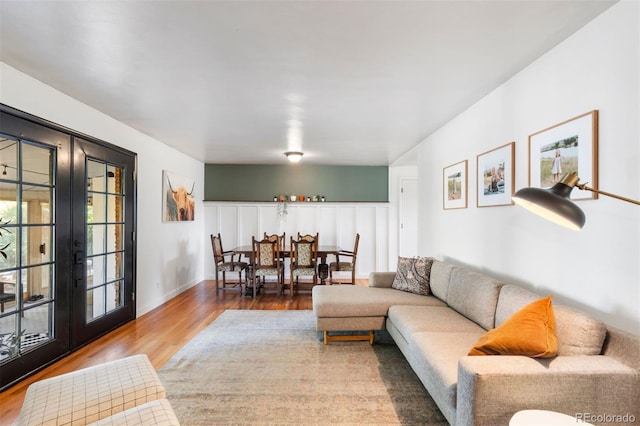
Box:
[512, 172, 640, 231]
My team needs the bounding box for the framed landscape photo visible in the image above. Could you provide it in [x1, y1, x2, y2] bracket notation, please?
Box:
[476, 142, 515, 207]
[528, 110, 598, 200]
[443, 160, 468, 210]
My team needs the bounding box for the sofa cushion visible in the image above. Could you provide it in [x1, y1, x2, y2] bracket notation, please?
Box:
[368, 271, 396, 288]
[429, 260, 453, 302]
[468, 296, 558, 358]
[316, 316, 385, 332]
[312, 285, 445, 318]
[407, 332, 484, 422]
[391, 256, 434, 295]
[496, 285, 606, 356]
[554, 306, 606, 356]
[446, 266, 503, 330]
[495, 284, 540, 326]
[388, 305, 486, 337]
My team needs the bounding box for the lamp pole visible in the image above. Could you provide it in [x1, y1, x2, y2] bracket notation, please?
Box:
[575, 182, 640, 206]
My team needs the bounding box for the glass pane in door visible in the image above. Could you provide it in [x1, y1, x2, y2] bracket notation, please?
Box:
[85, 160, 125, 323]
[0, 138, 55, 363]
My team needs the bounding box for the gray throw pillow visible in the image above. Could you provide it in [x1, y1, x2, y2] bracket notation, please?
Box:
[391, 256, 434, 295]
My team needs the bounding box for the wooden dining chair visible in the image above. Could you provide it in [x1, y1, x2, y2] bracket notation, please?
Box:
[211, 233, 248, 295]
[297, 232, 318, 245]
[329, 233, 360, 285]
[250, 236, 284, 298]
[264, 232, 286, 251]
[264, 232, 286, 285]
[289, 235, 318, 296]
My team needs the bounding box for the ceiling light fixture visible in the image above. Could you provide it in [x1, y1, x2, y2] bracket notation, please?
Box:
[512, 172, 640, 230]
[285, 151, 303, 163]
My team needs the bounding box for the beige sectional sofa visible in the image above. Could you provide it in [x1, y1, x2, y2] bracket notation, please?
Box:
[312, 259, 640, 426]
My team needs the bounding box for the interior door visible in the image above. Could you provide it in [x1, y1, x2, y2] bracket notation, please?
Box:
[71, 138, 136, 348]
[399, 178, 418, 257]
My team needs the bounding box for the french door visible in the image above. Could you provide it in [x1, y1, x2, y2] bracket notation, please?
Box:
[70, 138, 136, 348]
[0, 108, 136, 390]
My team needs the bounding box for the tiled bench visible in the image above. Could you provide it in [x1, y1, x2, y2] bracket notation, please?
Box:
[17, 354, 179, 426]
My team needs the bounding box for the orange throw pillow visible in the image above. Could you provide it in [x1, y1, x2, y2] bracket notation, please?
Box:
[468, 296, 558, 358]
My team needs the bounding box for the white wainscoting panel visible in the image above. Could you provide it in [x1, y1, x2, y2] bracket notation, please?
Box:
[204, 202, 389, 280]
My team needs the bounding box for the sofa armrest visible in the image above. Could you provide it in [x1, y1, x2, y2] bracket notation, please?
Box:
[456, 355, 640, 426]
[368, 272, 396, 288]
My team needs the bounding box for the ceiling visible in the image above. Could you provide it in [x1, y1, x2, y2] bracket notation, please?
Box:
[0, 1, 616, 166]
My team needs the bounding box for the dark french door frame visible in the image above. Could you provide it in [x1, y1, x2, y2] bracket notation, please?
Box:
[0, 104, 137, 390]
[70, 137, 137, 349]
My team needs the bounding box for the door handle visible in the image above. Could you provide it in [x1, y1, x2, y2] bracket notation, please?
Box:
[74, 251, 83, 264]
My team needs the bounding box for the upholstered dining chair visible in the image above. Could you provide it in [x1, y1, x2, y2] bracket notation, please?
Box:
[264, 232, 286, 284]
[211, 233, 248, 296]
[329, 233, 360, 285]
[250, 236, 284, 298]
[289, 235, 318, 296]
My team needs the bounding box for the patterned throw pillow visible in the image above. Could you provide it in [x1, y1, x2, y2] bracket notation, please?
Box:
[391, 256, 435, 296]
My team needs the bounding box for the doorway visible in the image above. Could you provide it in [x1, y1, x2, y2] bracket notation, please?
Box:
[0, 108, 137, 390]
[399, 178, 418, 257]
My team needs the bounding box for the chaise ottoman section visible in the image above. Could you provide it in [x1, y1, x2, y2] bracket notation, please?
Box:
[312, 285, 445, 344]
[406, 332, 485, 424]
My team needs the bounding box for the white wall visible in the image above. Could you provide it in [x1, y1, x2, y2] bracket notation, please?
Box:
[0, 62, 205, 316]
[417, 1, 639, 335]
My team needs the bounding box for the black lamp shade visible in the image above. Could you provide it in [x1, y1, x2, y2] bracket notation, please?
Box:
[512, 181, 585, 231]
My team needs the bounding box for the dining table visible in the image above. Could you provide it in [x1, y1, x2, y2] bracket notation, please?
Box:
[231, 244, 341, 285]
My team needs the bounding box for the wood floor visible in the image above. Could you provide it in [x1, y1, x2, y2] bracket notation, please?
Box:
[0, 278, 366, 423]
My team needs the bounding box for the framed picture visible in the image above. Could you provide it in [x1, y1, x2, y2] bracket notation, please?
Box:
[163, 170, 196, 222]
[528, 110, 598, 200]
[476, 142, 515, 207]
[443, 160, 468, 210]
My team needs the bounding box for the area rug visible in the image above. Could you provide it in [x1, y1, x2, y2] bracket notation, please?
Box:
[158, 309, 447, 425]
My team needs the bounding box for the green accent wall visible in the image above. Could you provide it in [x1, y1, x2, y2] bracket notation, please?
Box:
[205, 164, 388, 202]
